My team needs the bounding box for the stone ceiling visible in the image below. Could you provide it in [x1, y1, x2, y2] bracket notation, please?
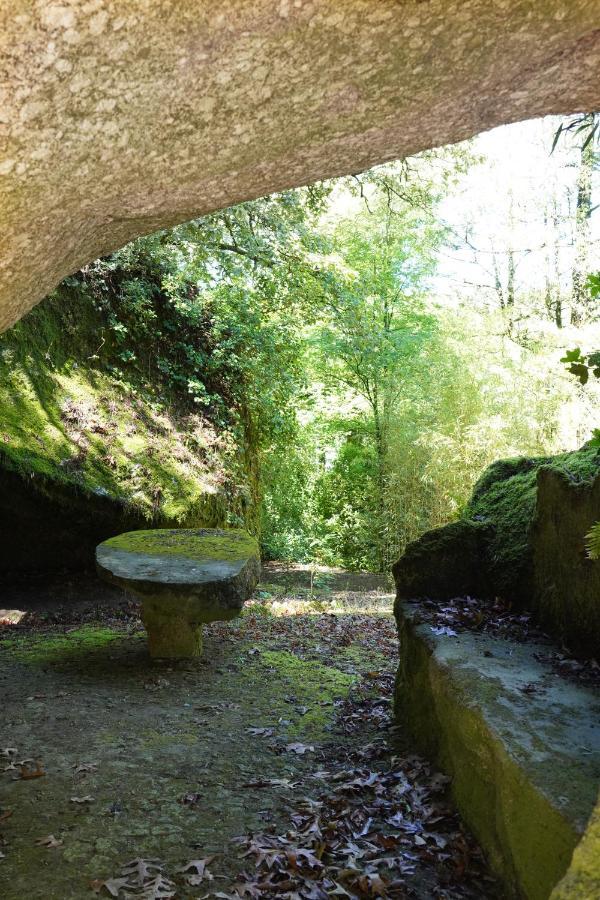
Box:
[2, 0, 600, 330]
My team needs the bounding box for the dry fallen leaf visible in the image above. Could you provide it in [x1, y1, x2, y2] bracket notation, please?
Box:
[137, 873, 176, 899]
[120, 858, 163, 885]
[179, 855, 215, 886]
[242, 778, 298, 789]
[90, 875, 132, 897]
[72, 761, 98, 777]
[285, 742, 314, 754]
[35, 834, 63, 849]
[178, 792, 201, 807]
[19, 761, 45, 780]
[70, 795, 95, 804]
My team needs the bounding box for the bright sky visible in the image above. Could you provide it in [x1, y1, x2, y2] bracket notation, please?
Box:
[434, 116, 600, 303]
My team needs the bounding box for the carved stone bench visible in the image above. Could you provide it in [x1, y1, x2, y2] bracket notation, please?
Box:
[96, 528, 260, 658]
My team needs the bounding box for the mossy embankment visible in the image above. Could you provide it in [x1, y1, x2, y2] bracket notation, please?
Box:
[0, 276, 255, 577]
[393, 444, 600, 655]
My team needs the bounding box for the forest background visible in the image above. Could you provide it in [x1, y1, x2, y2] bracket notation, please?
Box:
[4, 116, 599, 574]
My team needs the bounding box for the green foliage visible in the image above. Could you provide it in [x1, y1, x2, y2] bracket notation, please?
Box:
[560, 346, 600, 385]
[254, 154, 594, 572]
[585, 521, 600, 560]
[552, 113, 600, 153]
[587, 272, 600, 299]
[7, 139, 597, 575]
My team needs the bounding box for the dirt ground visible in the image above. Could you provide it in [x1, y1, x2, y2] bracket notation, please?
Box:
[0, 565, 497, 899]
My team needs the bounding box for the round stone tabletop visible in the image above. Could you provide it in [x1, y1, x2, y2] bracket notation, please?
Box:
[96, 528, 259, 588]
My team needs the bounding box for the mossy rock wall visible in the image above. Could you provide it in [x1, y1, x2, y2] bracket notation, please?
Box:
[393, 445, 600, 656]
[531, 466, 600, 652]
[392, 520, 491, 611]
[0, 281, 254, 578]
[551, 793, 600, 899]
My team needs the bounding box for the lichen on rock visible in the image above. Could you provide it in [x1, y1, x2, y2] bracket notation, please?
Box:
[103, 528, 259, 563]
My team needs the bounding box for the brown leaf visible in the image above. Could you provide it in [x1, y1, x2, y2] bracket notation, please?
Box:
[72, 761, 98, 776]
[356, 872, 388, 896]
[228, 884, 262, 898]
[286, 847, 323, 870]
[285, 742, 314, 754]
[179, 792, 201, 807]
[19, 761, 45, 780]
[90, 876, 132, 897]
[120, 858, 163, 886]
[179, 855, 215, 885]
[137, 873, 176, 899]
[35, 834, 63, 849]
[242, 778, 297, 790]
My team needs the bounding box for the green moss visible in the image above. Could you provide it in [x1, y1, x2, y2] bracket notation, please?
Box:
[469, 455, 549, 503]
[393, 519, 490, 602]
[0, 283, 256, 576]
[102, 528, 259, 562]
[257, 649, 355, 737]
[392, 443, 600, 651]
[551, 796, 600, 899]
[467, 444, 600, 604]
[1, 625, 134, 666]
[140, 729, 199, 748]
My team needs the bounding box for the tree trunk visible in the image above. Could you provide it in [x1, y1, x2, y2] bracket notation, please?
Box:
[371, 399, 388, 575]
[506, 248, 516, 307]
[571, 114, 595, 324]
[544, 201, 563, 328]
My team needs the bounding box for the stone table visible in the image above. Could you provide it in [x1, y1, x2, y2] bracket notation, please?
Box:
[96, 528, 260, 658]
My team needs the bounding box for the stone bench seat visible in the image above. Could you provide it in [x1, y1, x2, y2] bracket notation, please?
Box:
[96, 528, 260, 658]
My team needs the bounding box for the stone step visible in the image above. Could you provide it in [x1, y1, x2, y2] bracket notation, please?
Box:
[394, 601, 600, 900]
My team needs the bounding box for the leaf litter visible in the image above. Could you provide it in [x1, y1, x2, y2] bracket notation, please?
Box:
[1, 568, 499, 898]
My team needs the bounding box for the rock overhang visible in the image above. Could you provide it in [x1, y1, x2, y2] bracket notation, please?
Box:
[3, 1, 600, 331]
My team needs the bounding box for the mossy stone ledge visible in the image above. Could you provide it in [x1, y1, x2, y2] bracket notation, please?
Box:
[96, 528, 260, 658]
[395, 600, 600, 899]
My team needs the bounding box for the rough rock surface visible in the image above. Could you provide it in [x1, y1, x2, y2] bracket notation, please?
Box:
[96, 528, 260, 657]
[531, 464, 600, 652]
[395, 600, 600, 900]
[551, 796, 600, 899]
[393, 444, 600, 655]
[3, 1, 600, 331]
[391, 519, 491, 601]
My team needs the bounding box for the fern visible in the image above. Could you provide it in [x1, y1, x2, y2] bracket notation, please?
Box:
[585, 521, 600, 560]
